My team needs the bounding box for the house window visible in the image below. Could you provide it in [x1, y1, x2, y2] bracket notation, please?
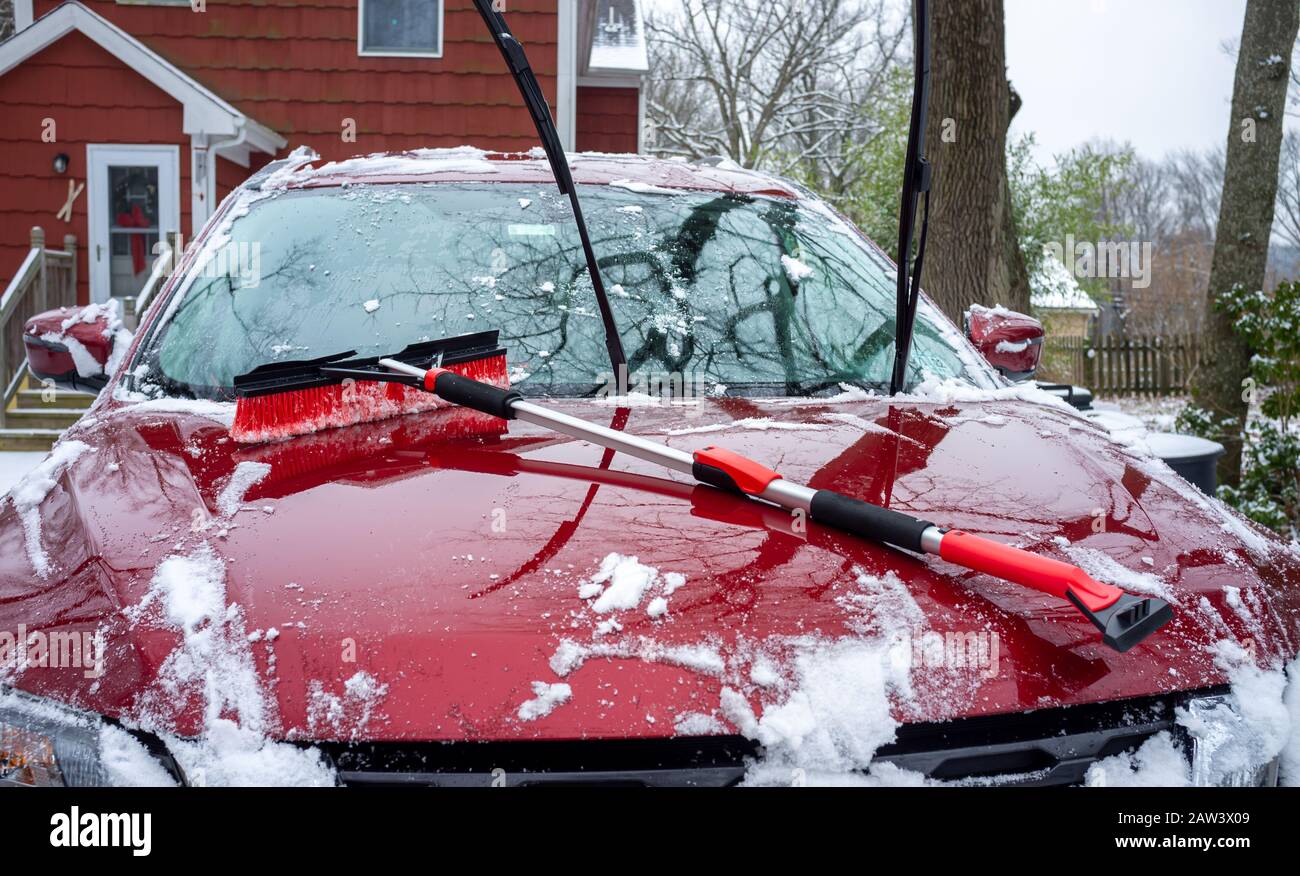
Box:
[359, 0, 443, 58]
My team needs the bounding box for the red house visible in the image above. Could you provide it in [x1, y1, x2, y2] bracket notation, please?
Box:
[0, 0, 648, 307]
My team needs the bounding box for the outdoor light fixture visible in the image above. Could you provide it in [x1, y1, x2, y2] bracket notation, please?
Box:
[52, 153, 69, 174]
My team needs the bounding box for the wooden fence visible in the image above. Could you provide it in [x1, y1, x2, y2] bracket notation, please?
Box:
[1040, 334, 1208, 396]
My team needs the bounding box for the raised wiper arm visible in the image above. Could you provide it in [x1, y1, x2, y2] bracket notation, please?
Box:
[471, 0, 628, 378]
[889, 0, 933, 395]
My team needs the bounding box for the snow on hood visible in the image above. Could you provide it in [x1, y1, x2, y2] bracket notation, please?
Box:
[7, 383, 1300, 786]
[123, 544, 337, 786]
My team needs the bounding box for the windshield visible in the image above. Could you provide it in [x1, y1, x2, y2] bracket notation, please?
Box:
[134, 182, 992, 399]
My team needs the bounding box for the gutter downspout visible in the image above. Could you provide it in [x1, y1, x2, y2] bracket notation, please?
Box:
[199, 122, 250, 232]
[557, 0, 578, 151]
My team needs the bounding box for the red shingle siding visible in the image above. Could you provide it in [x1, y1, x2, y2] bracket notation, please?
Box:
[0, 31, 192, 306]
[575, 85, 638, 154]
[215, 154, 246, 205]
[33, 0, 562, 159]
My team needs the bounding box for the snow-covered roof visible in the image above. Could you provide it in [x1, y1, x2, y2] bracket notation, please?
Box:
[252, 146, 802, 198]
[587, 0, 648, 73]
[1030, 253, 1099, 313]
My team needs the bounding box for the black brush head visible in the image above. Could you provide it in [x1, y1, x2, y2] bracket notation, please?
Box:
[233, 330, 505, 399]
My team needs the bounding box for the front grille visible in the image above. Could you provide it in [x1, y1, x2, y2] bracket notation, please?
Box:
[326, 689, 1218, 787]
[871, 689, 1196, 786]
[329, 735, 754, 787]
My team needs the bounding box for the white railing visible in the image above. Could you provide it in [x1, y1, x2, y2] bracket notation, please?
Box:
[1, 228, 78, 427]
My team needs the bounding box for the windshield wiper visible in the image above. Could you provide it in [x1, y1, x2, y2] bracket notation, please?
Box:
[471, 0, 628, 381]
[889, 0, 933, 396]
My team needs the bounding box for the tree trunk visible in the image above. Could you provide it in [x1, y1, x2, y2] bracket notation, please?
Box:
[1001, 84, 1032, 315]
[1192, 0, 1298, 488]
[921, 0, 1029, 324]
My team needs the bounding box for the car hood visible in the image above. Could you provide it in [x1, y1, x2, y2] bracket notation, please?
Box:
[4, 392, 1298, 743]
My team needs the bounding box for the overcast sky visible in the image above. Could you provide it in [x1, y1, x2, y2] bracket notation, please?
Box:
[644, 0, 1263, 166]
[1006, 0, 1250, 164]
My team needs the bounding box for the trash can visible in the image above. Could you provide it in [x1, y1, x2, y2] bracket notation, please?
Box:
[1144, 433, 1225, 495]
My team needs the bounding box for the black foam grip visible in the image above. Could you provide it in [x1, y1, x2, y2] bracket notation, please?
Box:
[692, 460, 743, 494]
[809, 490, 932, 553]
[432, 371, 522, 420]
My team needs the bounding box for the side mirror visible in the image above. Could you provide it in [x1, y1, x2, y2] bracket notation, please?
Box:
[965, 305, 1044, 382]
[23, 302, 129, 392]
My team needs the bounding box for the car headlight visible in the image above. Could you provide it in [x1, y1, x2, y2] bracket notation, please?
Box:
[1, 687, 181, 787]
[1180, 694, 1280, 787]
[1, 690, 110, 786]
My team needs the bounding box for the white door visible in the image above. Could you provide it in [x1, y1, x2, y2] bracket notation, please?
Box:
[86, 145, 180, 304]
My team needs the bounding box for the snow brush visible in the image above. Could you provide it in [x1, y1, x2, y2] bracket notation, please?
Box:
[230, 331, 1172, 653]
[230, 332, 509, 443]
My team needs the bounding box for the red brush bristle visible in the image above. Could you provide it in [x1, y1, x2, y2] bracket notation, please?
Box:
[231, 352, 510, 444]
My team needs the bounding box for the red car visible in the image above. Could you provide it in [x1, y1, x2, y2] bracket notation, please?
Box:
[1, 150, 1296, 787]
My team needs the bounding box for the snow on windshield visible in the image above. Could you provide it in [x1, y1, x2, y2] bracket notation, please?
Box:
[130, 180, 991, 401]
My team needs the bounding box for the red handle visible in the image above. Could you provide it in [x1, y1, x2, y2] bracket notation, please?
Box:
[938, 530, 1120, 612]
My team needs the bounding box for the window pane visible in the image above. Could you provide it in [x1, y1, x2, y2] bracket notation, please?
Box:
[363, 0, 440, 53]
[108, 165, 160, 297]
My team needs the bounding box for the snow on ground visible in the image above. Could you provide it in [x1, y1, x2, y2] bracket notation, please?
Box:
[1097, 395, 1189, 433]
[0, 452, 46, 498]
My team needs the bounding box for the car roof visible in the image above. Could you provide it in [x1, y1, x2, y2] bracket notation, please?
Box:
[257, 147, 803, 199]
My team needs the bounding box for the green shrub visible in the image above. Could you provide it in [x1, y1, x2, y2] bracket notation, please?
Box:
[1181, 281, 1300, 536]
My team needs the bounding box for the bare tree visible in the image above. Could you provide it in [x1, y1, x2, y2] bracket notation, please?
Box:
[1166, 147, 1225, 243]
[1107, 157, 1173, 244]
[1274, 131, 1300, 250]
[644, 0, 905, 171]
